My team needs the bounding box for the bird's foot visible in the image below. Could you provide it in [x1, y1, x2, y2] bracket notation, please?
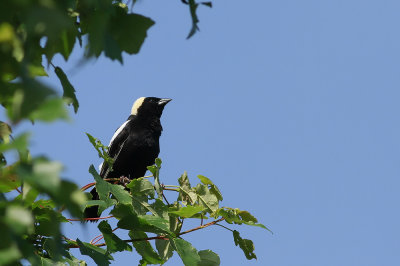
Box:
[119, 176, 130, 187]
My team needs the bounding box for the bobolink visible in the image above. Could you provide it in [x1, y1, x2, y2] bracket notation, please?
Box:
[84, 97, 171, 220]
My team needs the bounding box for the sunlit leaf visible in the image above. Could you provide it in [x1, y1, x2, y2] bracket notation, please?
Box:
[169, 205, 205, 218]
[198, 175, 223, 201]
[195, 183, 218, 213]
[4, 206, 34, 234]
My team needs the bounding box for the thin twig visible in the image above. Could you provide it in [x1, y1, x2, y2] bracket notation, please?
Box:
[92, 227, 119, 245]
[179, 218, 225, 236]
[81, 182, 96, 191]
[162, 193, 170, 205]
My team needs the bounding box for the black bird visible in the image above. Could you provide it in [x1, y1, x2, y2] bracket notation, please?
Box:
[84, 97, 171, 220]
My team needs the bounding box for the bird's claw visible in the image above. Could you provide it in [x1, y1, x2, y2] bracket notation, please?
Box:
[119, 176, 130, 187]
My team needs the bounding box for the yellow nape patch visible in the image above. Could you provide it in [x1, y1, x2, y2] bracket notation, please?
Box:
[131, 97, 146, 115]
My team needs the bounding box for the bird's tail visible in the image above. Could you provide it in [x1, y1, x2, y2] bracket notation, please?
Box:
[83, 187, 100, 222]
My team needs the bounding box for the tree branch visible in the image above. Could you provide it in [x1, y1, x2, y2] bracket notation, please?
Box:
[67, 217, 225, 248]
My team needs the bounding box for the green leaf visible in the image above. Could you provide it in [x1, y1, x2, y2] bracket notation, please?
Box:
[4, 78, 60, 123]
[31, 199, 55, 209]
[110, 10, 155, 55]
[126, 177, 155, 198]
[151, 199, 169, 220]
[132, 195, 157, 216]
[178, 171, 197, 204]
[168, 205, 205, 218]
[61, 251, 86, 266]
[54, 66, 79, 113]
[0, 132, 29, 154]
[170, 238, 201, 266]
[114, 207, 173, 236]
[45, 25, 78, 62]
[129, 231, 163, 264]
[217, 208, 272, 233]
[76, 239, 113, 266]
[17, 159, 85, 217]
[147, 158, 162, 200]
[85, 199, 116, 213]
[33, 207, 65, 237]
[195, 184, 219, 213]
[138, 215, 173, 235]
[0, 121, 11, 142]
[4, 205, 34, 234]
[0, 244, 22, 265]
[198, 249, 220, 266]
[155, 239, 173, 262]
[86, 134, 114, 171]
[18, 159, 62, 193]
[22, 182, 39, 206]
[198, 175, 223, 201]
[178, 171, 191, 189]
[187, 0, 200, 39]
[98, 220, 132, 253]
[155, 158, 162, 168]
[232, 230, 257, 260]
[29, 98, 69, 122]
[89, 164, 131, 204]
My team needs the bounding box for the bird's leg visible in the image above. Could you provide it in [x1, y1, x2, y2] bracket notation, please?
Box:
[119, 176, 130, 187]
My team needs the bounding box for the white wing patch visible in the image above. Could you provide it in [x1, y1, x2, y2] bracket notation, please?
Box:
[109, 120, 129, 146]
[131, 97, 146, 115]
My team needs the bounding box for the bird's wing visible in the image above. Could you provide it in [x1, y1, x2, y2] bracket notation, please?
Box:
[100, 120, 130, 177]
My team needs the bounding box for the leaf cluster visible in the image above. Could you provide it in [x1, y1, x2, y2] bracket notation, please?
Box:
[0, 0, 209, 123]
[78, 138, 271, 265]
[0, 1, 271, 265]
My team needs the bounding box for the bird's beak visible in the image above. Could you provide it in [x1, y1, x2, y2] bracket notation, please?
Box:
[158, 98, 172, 106]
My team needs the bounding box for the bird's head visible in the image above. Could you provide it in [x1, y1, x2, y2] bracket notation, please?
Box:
[131, 97, 172, 118]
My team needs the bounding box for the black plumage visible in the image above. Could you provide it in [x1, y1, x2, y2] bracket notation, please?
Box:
[84, 97, 171, 220]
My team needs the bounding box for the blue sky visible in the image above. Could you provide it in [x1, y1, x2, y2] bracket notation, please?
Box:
[8, 0, 400, 265]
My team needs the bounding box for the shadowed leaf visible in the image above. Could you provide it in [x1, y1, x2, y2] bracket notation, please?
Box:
[98, 221, 132, 253]
[54, 66, 79, 113]
[76, 239, 113, 266]
[232, 231, 257, 260]
[170, 238, 201, 266]
[129, 231, 163, 264]
[198, 249, 220, 266]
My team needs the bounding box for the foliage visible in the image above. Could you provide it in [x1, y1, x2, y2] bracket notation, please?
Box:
[0, 0, 270, 265]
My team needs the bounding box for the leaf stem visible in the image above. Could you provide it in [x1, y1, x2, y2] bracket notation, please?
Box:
[163, 185, 180, 188]
[215, 223, 234, 232]
[163, 187, 179, 192]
